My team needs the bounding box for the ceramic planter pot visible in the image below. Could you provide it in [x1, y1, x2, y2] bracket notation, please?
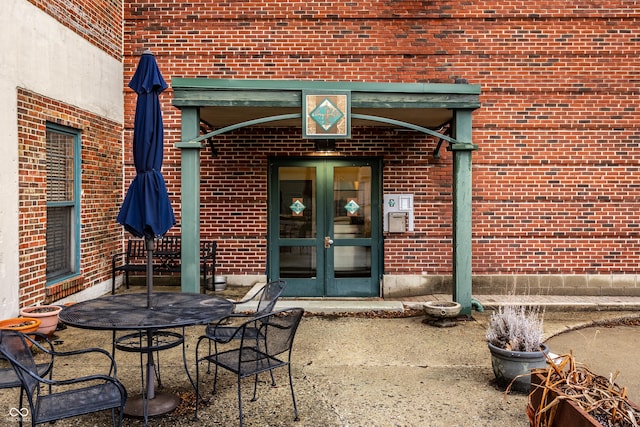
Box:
[487, 342, 549, 393]
[19, 305, 62, 336]
[0, 317, 41, 347]
[0, 317, 41, 333]
[423, 301, 461, 327]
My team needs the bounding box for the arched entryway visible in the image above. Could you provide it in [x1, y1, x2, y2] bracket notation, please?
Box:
[172, 79, 480, 314]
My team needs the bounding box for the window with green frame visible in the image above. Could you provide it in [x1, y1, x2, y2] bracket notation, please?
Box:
[46, 123, 80, 283]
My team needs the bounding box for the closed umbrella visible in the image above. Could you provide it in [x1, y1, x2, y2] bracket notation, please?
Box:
[117, 49, 175, 307]
[116, 49, 176, 421]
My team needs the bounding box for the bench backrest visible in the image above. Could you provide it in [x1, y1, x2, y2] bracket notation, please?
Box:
[126, 236, 215, 261]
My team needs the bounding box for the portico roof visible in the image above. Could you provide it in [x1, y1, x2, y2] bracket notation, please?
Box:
[172, 78, 481, 134]
[171, 77, 480, 316]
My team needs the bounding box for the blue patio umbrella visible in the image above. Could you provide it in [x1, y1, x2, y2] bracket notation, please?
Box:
[115, 50, 177, 420]
[117, 50, 175, 304]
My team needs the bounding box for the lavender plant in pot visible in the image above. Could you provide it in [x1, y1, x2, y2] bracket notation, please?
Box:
[486, 305, 549, 393]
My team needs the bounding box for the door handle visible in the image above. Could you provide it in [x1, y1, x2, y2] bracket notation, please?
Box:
[324, 236, 334, 249]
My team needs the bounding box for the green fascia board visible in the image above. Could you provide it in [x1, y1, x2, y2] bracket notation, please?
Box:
[172, 77, 481, 94]
[173, 90, 301, 108]
[171, 78, 481, 109]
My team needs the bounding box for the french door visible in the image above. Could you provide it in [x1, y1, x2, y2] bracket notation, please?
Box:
[268, 158, 381, 297]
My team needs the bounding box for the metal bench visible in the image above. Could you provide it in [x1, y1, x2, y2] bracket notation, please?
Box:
[111, 236, 216, 294]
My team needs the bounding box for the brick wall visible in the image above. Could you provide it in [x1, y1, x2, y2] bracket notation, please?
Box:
[124, 1, 640, 286]
[27, 0, 122, 59]
[17, 88, 123, 306]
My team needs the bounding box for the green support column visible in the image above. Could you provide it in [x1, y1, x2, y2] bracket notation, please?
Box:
[177, 107, 201, 293]
[451, 109, 478, 316]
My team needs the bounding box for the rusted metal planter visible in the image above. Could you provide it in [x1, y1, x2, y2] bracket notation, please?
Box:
[528, 370, 640, 427]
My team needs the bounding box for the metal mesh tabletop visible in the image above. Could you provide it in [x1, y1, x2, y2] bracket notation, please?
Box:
[59, 292, 233, 330]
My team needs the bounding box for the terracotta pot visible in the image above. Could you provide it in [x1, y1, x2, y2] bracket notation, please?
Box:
[0, 317, 41, 347]
[19, 305, 62, 336]
[0, 317, 41, 333]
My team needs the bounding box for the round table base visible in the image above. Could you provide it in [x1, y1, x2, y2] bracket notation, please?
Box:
[123, 392, 180, 418]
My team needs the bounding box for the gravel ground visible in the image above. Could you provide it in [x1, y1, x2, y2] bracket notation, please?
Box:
[2, 299, 637, 427]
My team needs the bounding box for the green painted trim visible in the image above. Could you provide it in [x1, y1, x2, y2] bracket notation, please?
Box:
[452, 110, 474, 316]
[180, 108, 201, 293]
[45, 123, 82, 284]
[178, 113, 460, 147]
[172, 77, 481, 95]
[353, 114, 460, 144]
[450, 143, 479, 151]
[177, 113, 302, 147]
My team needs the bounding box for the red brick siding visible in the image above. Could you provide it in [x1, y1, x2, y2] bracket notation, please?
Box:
[124, 1, 640, 278]
[27, 0, 122, 59]
[17, 88, 123, 306]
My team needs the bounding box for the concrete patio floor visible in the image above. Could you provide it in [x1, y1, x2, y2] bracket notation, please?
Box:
[2, 285, 640, 426]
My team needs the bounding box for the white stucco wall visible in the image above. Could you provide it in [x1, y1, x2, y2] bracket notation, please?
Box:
[0, 0, 123, 317]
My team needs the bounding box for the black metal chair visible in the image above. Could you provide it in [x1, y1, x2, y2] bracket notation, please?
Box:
[0, 329, 127, 427]
[0, 332, 53, 389]
[207, 279, 287, 337]
[0, 332, 54, 419]
[195, 307, 304, 426]
[203, 280, 286, 375]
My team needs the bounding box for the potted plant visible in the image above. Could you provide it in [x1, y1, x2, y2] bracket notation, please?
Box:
[486, 304, 549, 392]
[0, 317, 41, 347]
[0, 317, 41, 333]
[20, 305, 62, 336]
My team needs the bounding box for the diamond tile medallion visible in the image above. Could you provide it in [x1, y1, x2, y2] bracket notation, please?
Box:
[344, 199, 360, 216]
[310, 98, 344, 131]
[290, 199, 306, 216]
[303, 92, 350, 138]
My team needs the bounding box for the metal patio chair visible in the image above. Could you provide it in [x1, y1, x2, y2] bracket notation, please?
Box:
[0, 332, 54, 419]
[203, 280, 286, 375]
[194, 307, 304, 426]
[0, 332, 53, 389]
[0, 329, 127, 427]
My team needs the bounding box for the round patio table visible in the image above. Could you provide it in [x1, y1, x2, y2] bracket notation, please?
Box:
[59, 292, 233, 425]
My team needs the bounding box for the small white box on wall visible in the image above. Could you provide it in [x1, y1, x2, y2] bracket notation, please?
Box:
[388, 212, 407, 232]
[383, 194, 414, 232]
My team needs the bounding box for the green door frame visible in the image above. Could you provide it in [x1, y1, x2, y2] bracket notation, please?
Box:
[173, 79, 480, 315]
[268, 157, 382, 297]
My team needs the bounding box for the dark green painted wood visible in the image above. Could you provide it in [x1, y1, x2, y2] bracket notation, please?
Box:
[172, 78, 481, 109]
[268, 158, 381, 297]
[172, 77, 481, 94]
[179, 107, 201, 293]
[451, 110, 476, 316]
[174, 78, 480, 304]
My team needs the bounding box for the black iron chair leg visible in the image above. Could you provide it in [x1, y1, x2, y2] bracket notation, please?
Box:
[251, 373, 259, 401]
[288, 363, 299, 421]
[194, 347, 201, 420]
[212, 360, 220, 395]
[237, 375, 245, 427]
[18, 388, 25, 427]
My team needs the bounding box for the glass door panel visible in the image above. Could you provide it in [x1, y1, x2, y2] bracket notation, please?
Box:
[326, 165, 376, 295]
[275, 166, 324, 295]
[270, 159, 380, 297]
[334, 246, 371, 278]
[279, 246, 316, 278]
[333, 166, 371, 238]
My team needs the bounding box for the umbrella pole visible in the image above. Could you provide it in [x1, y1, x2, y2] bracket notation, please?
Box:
[145, 237, 154, 309]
